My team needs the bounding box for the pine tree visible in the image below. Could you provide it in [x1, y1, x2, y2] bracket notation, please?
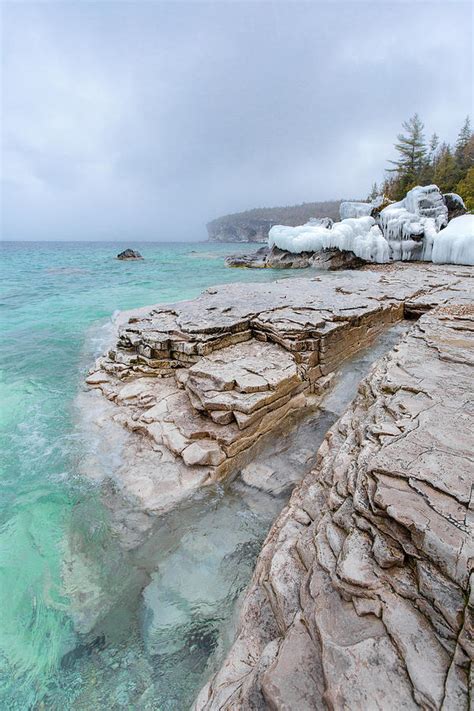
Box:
[453, 117, 473, 183]
[429, 133, 439, 159]
[433, 144, 457, 193]
[462, 134, 474, 171]
[420, 133, 440, 184]
[367, 182, 379, 201]
[456, 167, 474, 211]
[387, 114, 427, 195]
[455, 116, 471, 159]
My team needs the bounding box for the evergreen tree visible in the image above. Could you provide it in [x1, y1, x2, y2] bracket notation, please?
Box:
[429, 132, 440, 156]
[420, 133, 440, 184]
[367, 182, 379, 201]
[453, 117, 473, 183]
[461, 134, 474, 171]
[455, 116, 471, 159]
[433, 144, 457, 193]
[456, 167, 474, 211]
[387, 114, 427, 196]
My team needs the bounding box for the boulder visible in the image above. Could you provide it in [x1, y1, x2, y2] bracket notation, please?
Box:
[443, 192, 467, 221]
[225, 246, 269, 268]
[117, 249, 143, 260]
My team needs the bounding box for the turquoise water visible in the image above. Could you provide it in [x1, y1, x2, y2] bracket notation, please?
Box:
[0, 241, 302, 709]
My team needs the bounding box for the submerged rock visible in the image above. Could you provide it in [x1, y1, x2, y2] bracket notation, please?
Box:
[194, 305, 474, 710]
[117, 249, 143, 260]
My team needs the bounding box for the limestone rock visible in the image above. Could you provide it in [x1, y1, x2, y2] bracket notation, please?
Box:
[84, 264, 473, 530]
[194, 306, 474, 710]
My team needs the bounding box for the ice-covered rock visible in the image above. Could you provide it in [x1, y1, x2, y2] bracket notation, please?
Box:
[432, 215, 474, 266]
[444, 192, 467, 220]
[378, 184, 448, 261]
[306, 216, 334, 228]
[269, 185, 464, 265]
[339, 201, 374, 220]
[269, 216, 390, 263]
[339, 196, 385, 220]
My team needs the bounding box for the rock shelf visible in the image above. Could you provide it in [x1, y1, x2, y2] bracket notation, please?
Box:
[194, 304, 474, 711]
[86, 265, 473, 522]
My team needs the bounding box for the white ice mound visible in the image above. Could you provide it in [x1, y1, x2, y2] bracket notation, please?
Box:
[339, 196, 385, 220]
[269, 216, 390, 263]
[339, 201, 374, 220]
[432, 215, 474, 266]
[379, 184, 447, 240]
[268, 185, 468, 265]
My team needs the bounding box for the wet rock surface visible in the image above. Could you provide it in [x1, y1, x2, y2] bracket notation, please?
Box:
[194, 304, 474, 710]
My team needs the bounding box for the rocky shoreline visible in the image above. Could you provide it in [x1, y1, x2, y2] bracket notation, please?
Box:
[225, 245, 365, 270]
[84, 263, 473, 708]
[194, 304, 474, 710]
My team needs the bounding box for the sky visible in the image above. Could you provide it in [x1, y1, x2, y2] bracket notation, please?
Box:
[1, 1, 472, 241]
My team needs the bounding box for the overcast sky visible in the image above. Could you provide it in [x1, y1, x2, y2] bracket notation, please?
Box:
[1, 1, 472, 241]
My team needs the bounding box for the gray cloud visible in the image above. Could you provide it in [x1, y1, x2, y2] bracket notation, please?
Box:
[1, 1, 472, 240]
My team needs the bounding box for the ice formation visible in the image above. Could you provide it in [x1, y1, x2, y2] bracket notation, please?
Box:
[269, 184, 473, 265]
[379, 185, 447, 243]
[432, 215, 474, 266]
[269, 216, 390, 263]
[339, 201, 374, 220]
[339, 195, 385, 220]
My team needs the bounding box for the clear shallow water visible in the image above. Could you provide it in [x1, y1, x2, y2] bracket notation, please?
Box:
[0, 240, 302, 709]
[0, 241, 410, 710]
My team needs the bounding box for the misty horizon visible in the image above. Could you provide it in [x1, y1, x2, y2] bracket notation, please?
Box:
[1, 1, 472, 241]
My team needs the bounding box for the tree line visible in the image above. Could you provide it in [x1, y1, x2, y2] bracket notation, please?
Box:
[369, 114, 474, 209]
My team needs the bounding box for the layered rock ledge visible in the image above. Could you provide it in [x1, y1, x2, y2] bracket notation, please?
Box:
[85, 265, 472, 526]
[194, 305, 474, 710]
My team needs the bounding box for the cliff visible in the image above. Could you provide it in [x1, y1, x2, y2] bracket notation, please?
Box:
[207, 201, 343, 242]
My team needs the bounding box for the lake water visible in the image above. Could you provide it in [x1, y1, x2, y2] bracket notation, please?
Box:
[0, 240, 304, 709]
